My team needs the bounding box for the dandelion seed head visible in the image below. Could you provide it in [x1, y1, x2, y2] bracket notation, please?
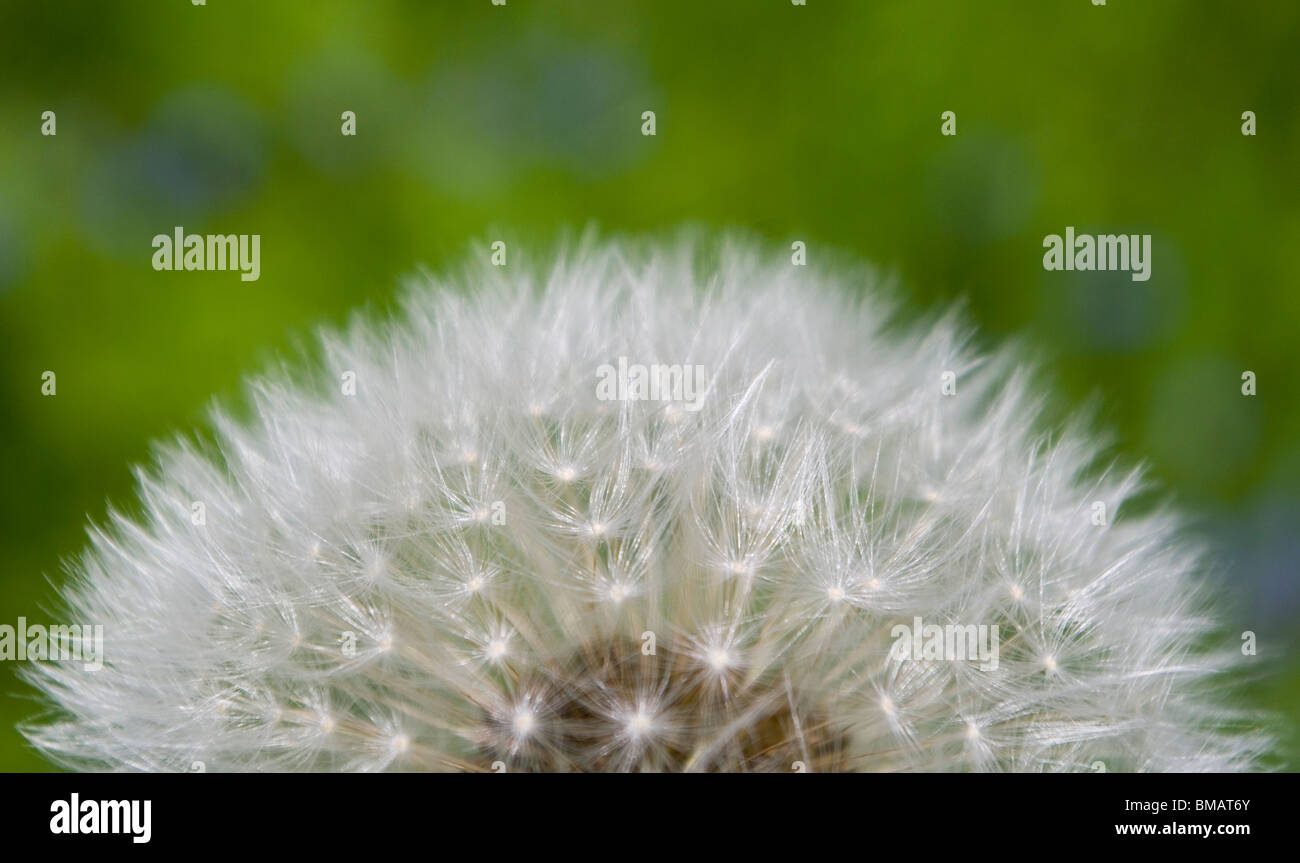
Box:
[21, 234, 1267, 773]
[625, 709, 654, 738]
[512, 709, 535, 736]
[706, 648, 732, 673]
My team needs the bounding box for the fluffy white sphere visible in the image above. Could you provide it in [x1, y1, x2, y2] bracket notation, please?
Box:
[23, 235, 1266, 771]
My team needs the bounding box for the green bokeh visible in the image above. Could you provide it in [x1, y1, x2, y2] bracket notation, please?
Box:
[1, 0, 1296, 770]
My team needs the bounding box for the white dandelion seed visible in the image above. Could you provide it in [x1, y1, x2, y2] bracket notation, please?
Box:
[21, 234, 1268, 772]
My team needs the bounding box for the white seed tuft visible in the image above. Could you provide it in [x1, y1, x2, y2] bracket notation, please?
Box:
[20, 235, 1267, 772]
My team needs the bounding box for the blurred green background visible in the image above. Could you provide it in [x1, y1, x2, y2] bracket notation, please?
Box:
[1, 0, 1296, 770]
